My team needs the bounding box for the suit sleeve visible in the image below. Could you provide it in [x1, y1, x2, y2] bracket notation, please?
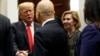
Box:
[11, 24, 19, 55]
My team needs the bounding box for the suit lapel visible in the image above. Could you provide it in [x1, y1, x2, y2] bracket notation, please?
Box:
[19, 21, 29, 45]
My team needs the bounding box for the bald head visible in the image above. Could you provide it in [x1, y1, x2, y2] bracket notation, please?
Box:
[36, 0, 55, 16]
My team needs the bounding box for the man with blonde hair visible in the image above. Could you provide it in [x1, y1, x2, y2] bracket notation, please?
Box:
[12, 2, 41, 56]
[33, 0, 69, 56]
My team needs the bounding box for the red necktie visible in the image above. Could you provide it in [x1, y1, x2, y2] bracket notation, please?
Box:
[26, 25, 33, 52]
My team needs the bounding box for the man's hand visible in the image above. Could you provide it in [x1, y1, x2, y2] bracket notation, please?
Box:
[16, 50, 28, 56]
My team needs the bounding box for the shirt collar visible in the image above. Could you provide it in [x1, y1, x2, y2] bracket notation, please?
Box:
[42, 18, 54, 26]
[23, 21, 34, 27]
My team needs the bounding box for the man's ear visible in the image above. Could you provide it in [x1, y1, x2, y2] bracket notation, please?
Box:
[53, 11, 55, 14]
[38, 12, 41, 19]
[37, 12, 42, 24]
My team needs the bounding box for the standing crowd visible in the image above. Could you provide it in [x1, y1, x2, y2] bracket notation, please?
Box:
[0, 0, 100, 56]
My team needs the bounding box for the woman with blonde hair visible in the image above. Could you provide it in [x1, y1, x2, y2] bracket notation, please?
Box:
[61, 10, 81, 56]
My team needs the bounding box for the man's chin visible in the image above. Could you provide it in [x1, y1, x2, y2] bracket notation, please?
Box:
[26, 20, 33, 23]
[27, 19, 33, 22]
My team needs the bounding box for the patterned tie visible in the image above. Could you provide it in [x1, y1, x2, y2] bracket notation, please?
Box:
[26, 24, 33, 52]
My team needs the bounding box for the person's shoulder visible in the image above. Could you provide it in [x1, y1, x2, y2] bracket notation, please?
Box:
[12, 21, 20, 25]
[81, 24, 97, 36]
[34, 21, 41, 27]
[11, 21, 23, 27]
[0, 14, 10, 22]
[83, 24, 96, 31]
[75, 30, 81, 35]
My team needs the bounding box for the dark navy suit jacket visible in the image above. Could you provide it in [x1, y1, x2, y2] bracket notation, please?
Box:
[12, 21, 41, 56]
[76, 24, 100, 56]
[34, 20, 69, 56]
[0, 14, 13, 56]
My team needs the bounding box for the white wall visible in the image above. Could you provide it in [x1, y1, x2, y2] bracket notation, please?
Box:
[79, 0, 86, 30]
[0, 0, 18, 23]
[70, 0, 79, 11]
[0, 0, 7, 16]
[70, 0, 86, 30]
